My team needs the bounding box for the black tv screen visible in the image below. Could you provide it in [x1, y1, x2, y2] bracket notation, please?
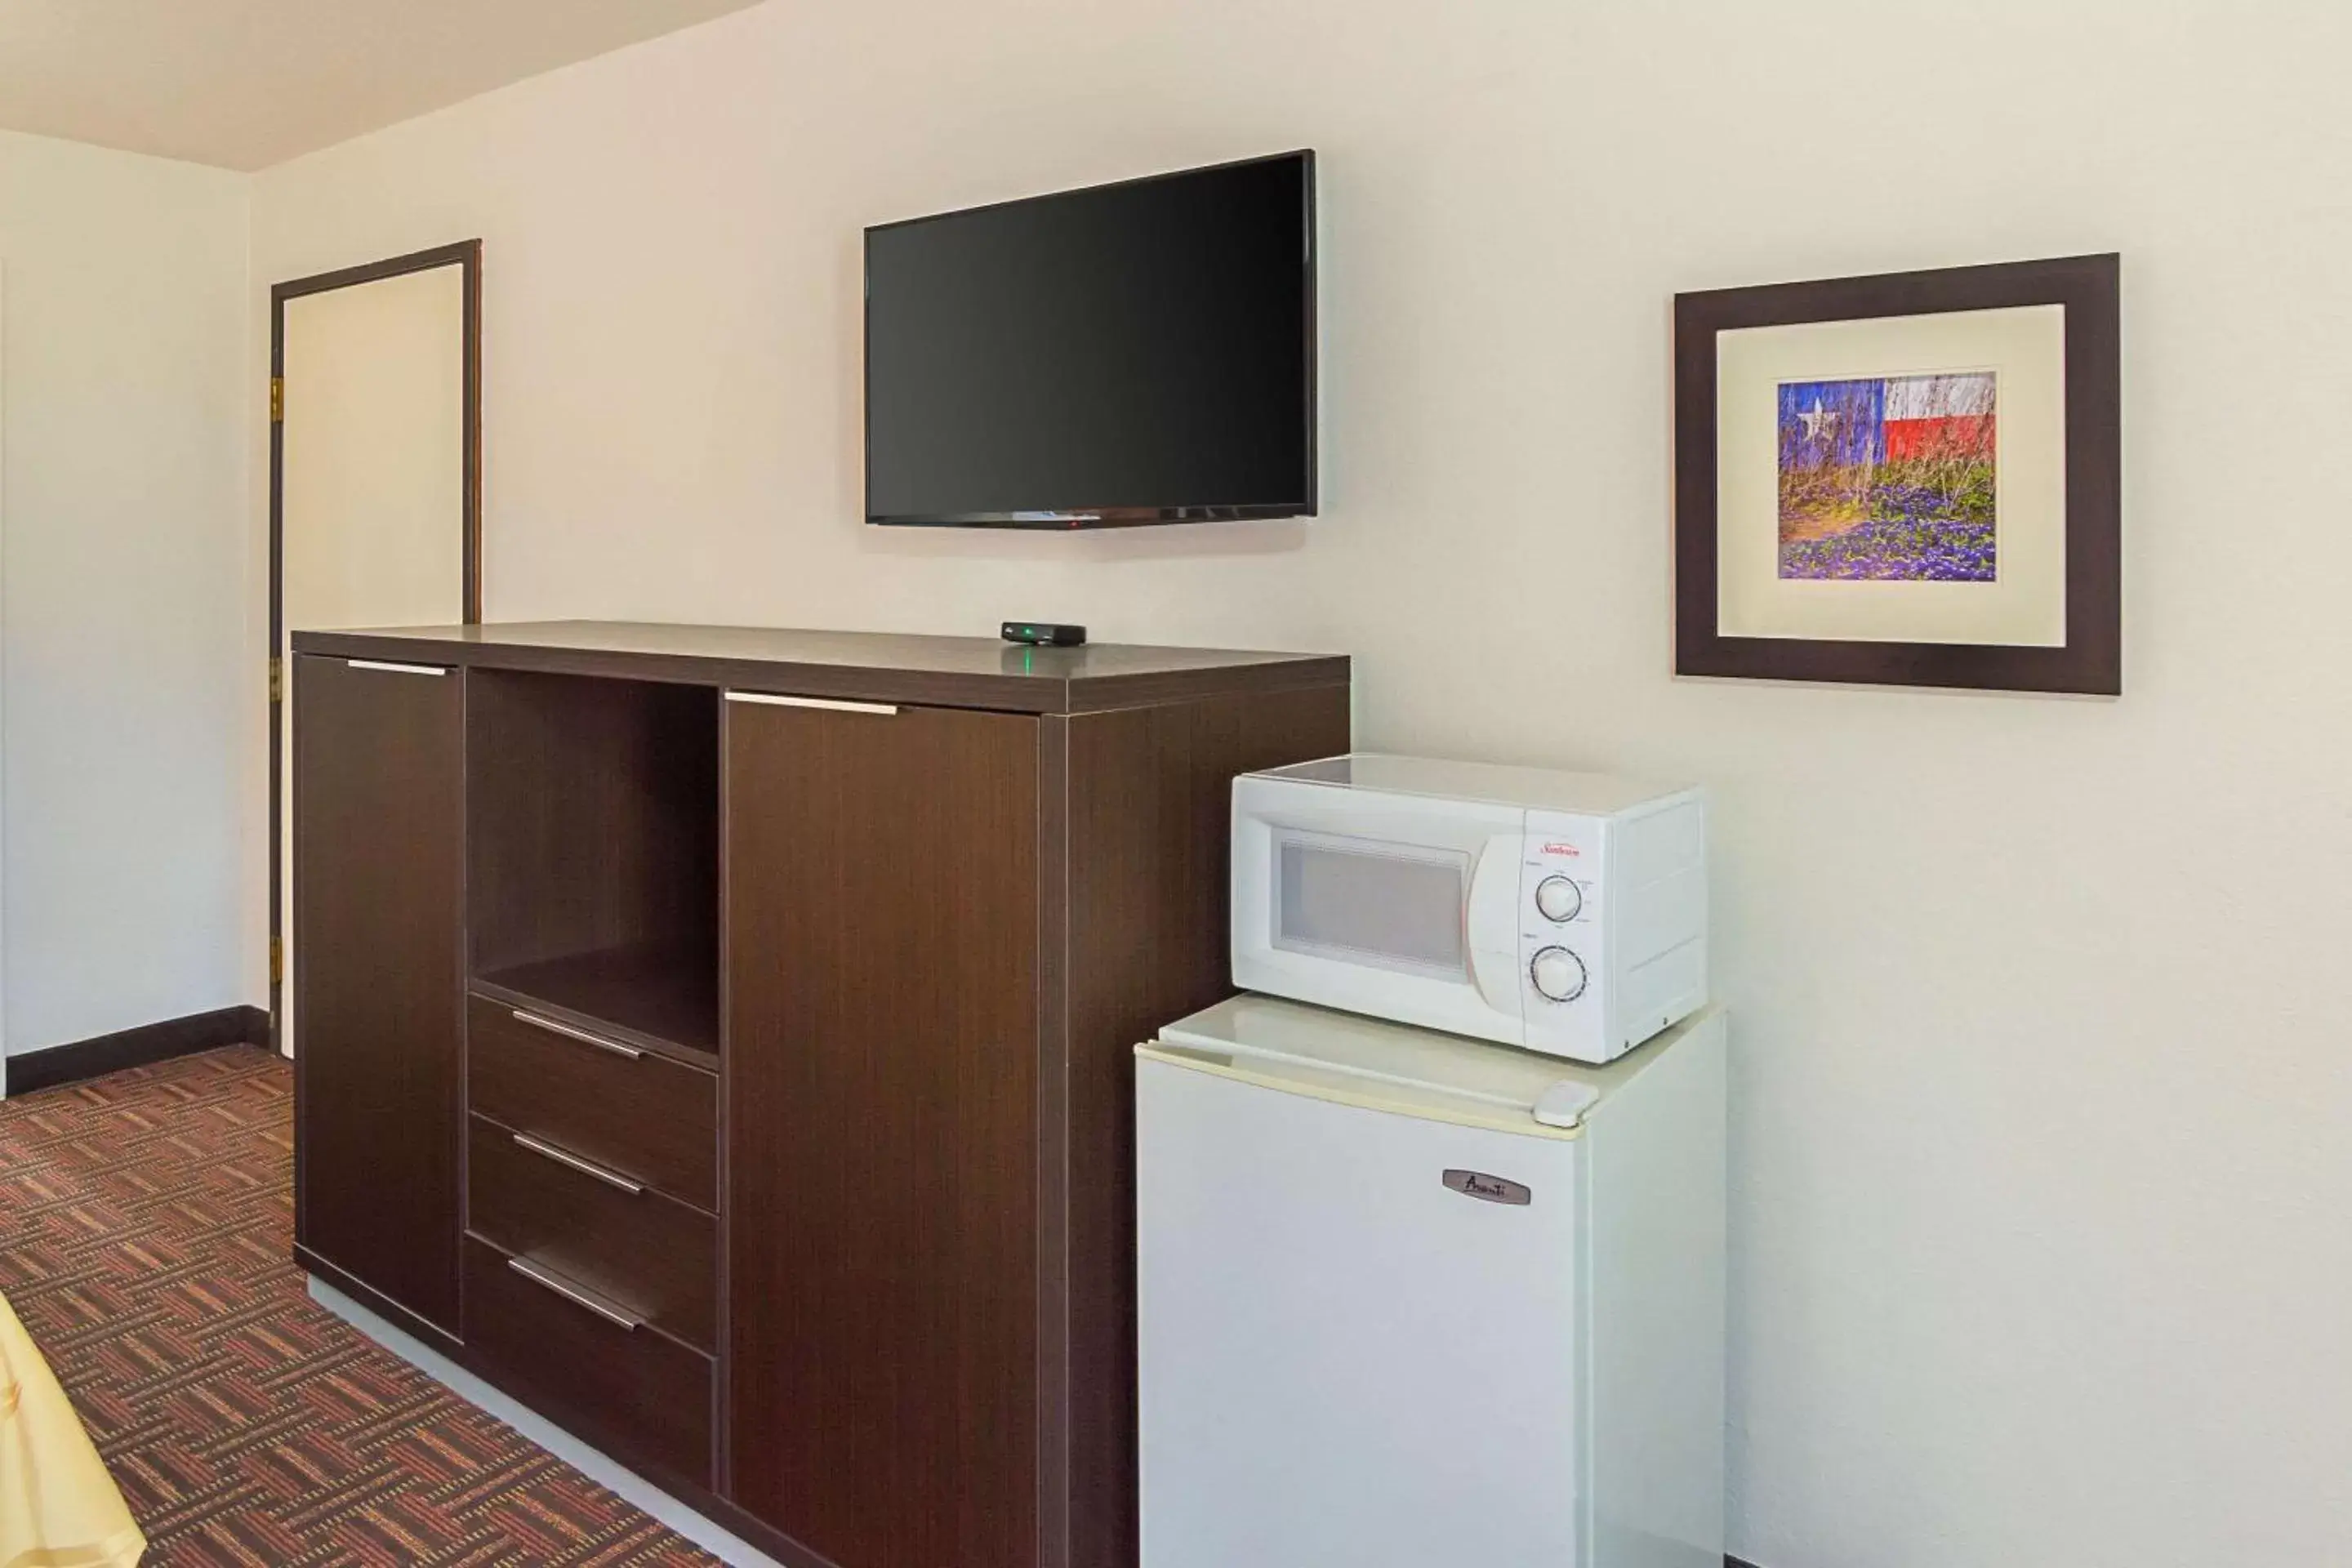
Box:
[865, 151, 1316, 528]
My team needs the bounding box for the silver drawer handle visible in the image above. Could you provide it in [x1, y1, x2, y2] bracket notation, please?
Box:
[513, 1132, 644, 1196]
[510, 1009, 642, 1060]
[345, 659, 448, 676]
[724, 690, 898, 715]
[506, 1257, 641, 1331]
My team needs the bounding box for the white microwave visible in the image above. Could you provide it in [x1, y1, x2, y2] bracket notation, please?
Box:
[1232, 754, 1708, 1063]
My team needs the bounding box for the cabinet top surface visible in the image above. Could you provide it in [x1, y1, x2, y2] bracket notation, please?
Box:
[290, 620, 1349, 713]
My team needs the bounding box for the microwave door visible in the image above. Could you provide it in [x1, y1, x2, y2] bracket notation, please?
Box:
[1268, 831, 1472, 980]
[1231, 782, 1530, 1045]
[1464, 835, 1528, 1027]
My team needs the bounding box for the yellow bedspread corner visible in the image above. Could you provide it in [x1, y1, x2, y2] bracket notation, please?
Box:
[0, 1290, 146, 1568]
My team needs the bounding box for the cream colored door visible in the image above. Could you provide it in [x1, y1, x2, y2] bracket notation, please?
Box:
[278, 261, 470, 1056]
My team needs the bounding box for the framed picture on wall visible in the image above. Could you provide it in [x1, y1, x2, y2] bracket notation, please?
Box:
[1673, 253, 2120, 694]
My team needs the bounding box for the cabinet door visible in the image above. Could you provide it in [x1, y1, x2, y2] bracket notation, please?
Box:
[293, 653, 464, 1335]
[725, 697, 1039, 1568]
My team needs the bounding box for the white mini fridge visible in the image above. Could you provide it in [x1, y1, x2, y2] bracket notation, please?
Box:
[1135, 996, 1726, 1568]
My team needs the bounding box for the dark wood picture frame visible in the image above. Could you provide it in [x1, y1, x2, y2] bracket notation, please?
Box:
[268, 239, 483, 1048]
[1673, 252, 2120, 694]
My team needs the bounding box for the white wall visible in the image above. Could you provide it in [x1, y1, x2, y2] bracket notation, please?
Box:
[248, 2, 2352, 1561]
[0, 130, 249, 1058]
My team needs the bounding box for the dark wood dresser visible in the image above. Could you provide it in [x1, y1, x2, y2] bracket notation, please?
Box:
[287, 620, 1351, 1568]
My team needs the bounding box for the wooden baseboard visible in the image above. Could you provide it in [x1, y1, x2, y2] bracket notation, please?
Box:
[4, 1004, 269, 1096]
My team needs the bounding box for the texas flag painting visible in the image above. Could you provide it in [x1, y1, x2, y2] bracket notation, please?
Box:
[1776, 371, 1998, 581]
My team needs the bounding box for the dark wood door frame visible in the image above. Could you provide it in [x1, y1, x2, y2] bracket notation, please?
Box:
[269, 239, 483, 1049]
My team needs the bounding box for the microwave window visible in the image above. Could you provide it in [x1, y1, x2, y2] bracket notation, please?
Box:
[1275, 833, 1470, 979]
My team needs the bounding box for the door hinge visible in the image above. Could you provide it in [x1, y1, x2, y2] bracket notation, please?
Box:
[270, 376, 283, 423]
[270, 937, 283, 987]
[269, 656, 283, 703]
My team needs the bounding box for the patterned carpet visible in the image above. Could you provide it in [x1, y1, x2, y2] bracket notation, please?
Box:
[0, 1045, 719, 1566]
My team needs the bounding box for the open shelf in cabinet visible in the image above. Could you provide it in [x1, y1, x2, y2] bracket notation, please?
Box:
[466, 668, 719, 1063]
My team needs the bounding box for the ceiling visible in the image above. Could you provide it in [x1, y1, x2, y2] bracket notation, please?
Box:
[0, 0, 768, 171]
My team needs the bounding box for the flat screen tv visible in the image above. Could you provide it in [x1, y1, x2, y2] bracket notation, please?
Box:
[865, 151, 1317, 528]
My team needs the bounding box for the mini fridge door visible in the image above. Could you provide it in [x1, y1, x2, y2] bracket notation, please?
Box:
[1136, 1045, 1586, 1568]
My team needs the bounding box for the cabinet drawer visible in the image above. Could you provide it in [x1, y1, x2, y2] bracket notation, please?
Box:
[467, 994, 716, 1210]
[467, 1115, 715, 1351]
[461, 1236, 715, 1488]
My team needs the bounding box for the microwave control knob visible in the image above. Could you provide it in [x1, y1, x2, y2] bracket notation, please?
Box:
[1530, 946, 1588, 1004]
[1534, 875, 1583, 923]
